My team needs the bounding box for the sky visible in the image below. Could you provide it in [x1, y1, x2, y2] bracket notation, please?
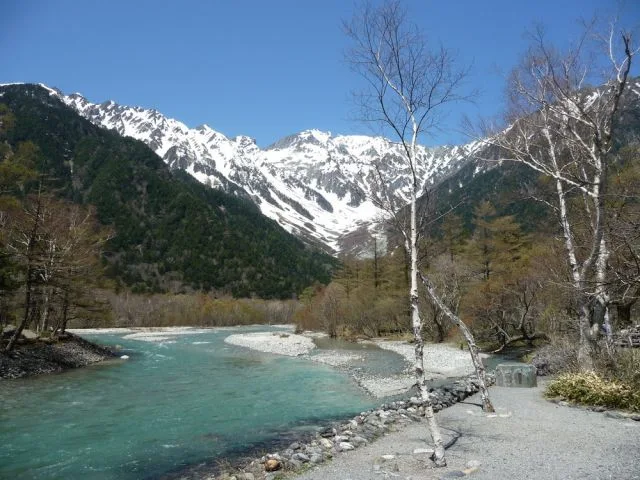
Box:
[2, 0, 639, 147]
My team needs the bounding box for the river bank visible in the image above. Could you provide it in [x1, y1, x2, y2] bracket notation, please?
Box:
[0, 332, 117, 379]
[1, 325, 381, 480]
[224, 329, 481, 398]
[161, 329, 493, 479]
[166, 373, 493, 480]
[1, 325, 495, 479]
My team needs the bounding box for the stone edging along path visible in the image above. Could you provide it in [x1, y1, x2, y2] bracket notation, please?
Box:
[209, 373, 495, 480]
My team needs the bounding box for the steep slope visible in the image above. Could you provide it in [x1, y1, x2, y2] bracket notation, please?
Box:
[0, 83, 334, 298]
[59, 91, 478, 251]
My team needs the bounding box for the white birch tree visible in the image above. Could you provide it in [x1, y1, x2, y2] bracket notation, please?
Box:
[344, 0, 493, 466]
[485, 23, 636, 369]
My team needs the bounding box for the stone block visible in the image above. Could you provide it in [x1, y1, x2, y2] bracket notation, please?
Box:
[495, 363, 537, 388]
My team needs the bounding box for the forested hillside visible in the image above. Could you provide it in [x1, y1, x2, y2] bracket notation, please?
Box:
[429, 78, 640, 234]
[0, 84, 334, 298]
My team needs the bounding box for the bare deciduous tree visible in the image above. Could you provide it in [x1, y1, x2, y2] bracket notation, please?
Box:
[485, 22, 636, 369]
[344, 0, 493, 466]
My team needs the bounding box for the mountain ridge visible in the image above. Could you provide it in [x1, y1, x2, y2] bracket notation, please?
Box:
[0, 83, 335, 297]
[51, 86, 478, 252]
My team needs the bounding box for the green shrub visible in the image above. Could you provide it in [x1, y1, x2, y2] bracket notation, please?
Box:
[545, 371, 640, 412]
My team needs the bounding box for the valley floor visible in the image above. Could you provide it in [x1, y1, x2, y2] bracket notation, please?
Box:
[294, 379, 640, 480]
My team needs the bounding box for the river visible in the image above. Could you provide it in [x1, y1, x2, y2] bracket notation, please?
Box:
[0, 326, 409, 480]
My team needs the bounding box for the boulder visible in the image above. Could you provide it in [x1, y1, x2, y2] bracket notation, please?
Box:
[264, 459, 281, 472]
[495, 363, 537, 387]
[21, 329, 38, 341]
[338, 442, 355, 451]
[319, 426, 335, 438]
[292, 453, 310, 463]
[319, 438, 333, 450]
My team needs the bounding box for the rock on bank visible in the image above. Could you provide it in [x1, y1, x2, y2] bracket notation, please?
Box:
[0, 333, 117, 379]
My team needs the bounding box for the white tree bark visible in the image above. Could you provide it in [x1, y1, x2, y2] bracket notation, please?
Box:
[344, 2, 478, 465]
[409, 157, 445, 464]
[419, 272, 495, 412]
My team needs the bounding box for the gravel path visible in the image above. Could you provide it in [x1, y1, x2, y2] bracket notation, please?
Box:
[295, 380, 640, 480]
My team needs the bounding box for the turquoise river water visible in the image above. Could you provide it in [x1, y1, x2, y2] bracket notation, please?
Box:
[0, 326, 407, 480]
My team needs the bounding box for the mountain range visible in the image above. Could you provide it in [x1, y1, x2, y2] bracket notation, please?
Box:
[0, 84, 335, 297]
[58, 88, 481, 253]
[1, 79, 638, 298]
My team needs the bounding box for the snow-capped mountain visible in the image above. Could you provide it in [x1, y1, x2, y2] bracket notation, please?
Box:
[55, 89, 477, 253]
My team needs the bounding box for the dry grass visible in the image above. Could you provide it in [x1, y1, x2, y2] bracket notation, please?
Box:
[546, 370, 640, 412]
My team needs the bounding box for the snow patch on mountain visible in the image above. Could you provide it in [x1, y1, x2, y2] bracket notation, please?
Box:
[59, 90, 476, 253]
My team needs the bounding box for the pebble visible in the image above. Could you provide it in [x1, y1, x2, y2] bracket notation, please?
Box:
[466, 459, 482, 469]
[413, 448, 434, 455]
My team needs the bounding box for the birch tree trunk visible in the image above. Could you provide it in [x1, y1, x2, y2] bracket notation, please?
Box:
[409, 157, 445, 465]
[419, 272, 495, 412]
[345, 1, 473, 466]
[5, 269, 35, 352]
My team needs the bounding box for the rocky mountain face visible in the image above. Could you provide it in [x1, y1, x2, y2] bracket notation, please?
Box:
[60, 91, 479, 253]
[53, 77, 640, 254]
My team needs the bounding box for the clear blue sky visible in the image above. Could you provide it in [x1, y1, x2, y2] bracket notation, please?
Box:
[2, 0, 638, 147]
